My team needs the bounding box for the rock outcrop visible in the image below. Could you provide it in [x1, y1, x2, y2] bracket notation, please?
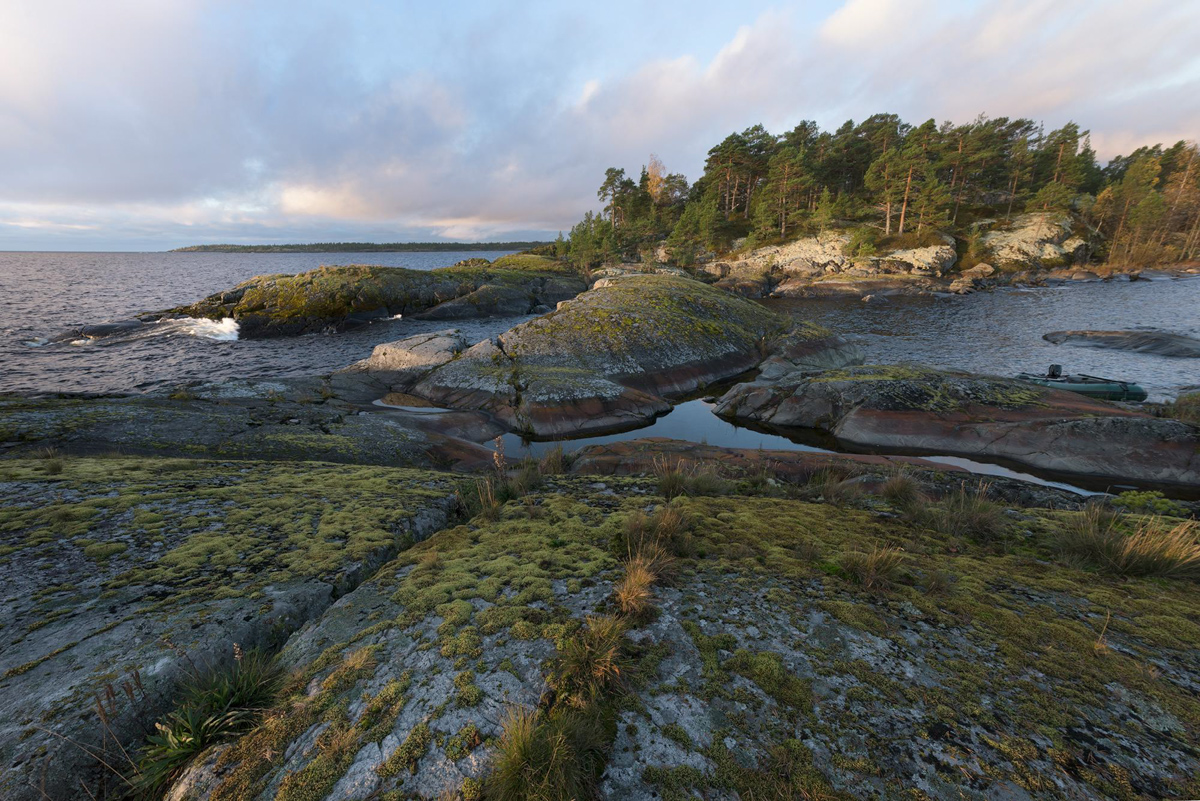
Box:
[714, 364, 1200, 486]
[0, 457, 460, 801]
[1044, 329, 1200, 358]
[169, 262, 586, 338]
[706, 233, 955, 299]
[400, 275, 859, 437]
[979, 213, 1088, 269]
[151, 471, 1199, 801]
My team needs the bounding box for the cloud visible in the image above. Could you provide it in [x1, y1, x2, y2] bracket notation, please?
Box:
[0, 0, 1197, 250]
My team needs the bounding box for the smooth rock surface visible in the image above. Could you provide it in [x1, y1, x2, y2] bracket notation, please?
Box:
[714, 364, 1200, 486]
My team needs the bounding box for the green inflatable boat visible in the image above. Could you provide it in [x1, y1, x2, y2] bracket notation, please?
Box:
[1015, 365, 1148, 402]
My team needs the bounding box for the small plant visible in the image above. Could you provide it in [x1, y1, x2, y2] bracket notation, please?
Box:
[1093, 609, 1112, 657]
[1162, 391, 1200, 425]
[652, 456, 730, 498]
[445, 722, 483, 760]
[487, 706, 609, 801]
[616, 506, 691, 576]
[549, 616, 631, 709]
[613, 557, 657, 620]
[923, 569, 955, 595]
[838, 546, 905, 591]
[1112, 490, 1187, 518]
[475, 478, 502, 522]
[653, 455, 687, 499]
[131, 646, 282, 796]
[808, 468, 861, 507]
[36, 446, 64, 475]
[923, 482, 1005, 541]
[1057, 516, 1200, 579]
[538, 444, 569, 475]
[881, 473, 921, 509]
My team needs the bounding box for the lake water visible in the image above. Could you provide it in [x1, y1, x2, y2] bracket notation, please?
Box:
[0, 250, 519, 394]
[3, 251, 1197, 492]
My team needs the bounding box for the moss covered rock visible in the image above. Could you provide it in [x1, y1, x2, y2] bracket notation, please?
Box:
[0, 456, 460, 801]
[714, 364, 1200, 486]
[163, 471, 1199, 800]
[170, 263, 585, 338]
[405, 274, 855, 437]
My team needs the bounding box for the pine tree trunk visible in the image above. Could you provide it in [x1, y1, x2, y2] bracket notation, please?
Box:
[1156, 150, 1195, 248]
[1183, 208, 1200, 259]
[898, 166, 914, 235]
[1109, 198, 1132, 265]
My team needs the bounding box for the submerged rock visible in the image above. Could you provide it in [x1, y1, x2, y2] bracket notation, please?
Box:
[405, 275, 859, 437]
[714, 364, 1200, 486]
[170, 262, 586, 338]
[1044, 329, 1200, 358]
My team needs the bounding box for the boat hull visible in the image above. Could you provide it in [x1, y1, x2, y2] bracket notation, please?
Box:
[1015, 374, 1148, 402]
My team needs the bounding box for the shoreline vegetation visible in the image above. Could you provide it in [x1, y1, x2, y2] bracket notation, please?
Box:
[169, 241, 553, 253]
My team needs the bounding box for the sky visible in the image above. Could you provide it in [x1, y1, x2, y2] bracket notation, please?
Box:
[1, 0, 1198, 251]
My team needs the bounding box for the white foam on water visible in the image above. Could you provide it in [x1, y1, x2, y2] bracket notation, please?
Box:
[23, 337, 49, 347]
[161, 317, 240, 341]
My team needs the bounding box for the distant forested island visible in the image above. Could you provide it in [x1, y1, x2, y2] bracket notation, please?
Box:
[170, 241, 551, 253]
[563, 113, 1200, 269]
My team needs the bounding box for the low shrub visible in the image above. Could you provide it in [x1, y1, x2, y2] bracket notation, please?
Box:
[1112, 490, 1188, 518]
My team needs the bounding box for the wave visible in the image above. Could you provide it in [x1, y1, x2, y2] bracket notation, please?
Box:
[157, 317, 240, 341]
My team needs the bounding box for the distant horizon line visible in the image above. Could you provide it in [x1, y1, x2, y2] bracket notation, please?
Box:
[0, 240, 552, 254]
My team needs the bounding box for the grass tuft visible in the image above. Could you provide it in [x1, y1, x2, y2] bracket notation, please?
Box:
[838, 546, 905, 591]
[613, 557, 657, 620]
[1057, 512, 1200, 579]
[922, 482, 1006, 541]
[549, 616, 631, 710]
[131, 648, 282, 797]
[487, 706, 609, 801]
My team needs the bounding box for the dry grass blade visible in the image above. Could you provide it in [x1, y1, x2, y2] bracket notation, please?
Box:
[614, 557, 656, 619]
[838, 546, 905, 591]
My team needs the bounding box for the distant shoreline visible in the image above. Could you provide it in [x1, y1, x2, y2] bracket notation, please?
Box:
[169, 241, 550, 253]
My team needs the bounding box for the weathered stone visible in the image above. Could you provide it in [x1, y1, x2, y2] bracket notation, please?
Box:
[1044, 330, 1200, 358]
[410, 274, 806, 436]
[0, 458, 459, 801]
[980, 213, 1084, 269]
[714, 364, 1200, 486]
[169, 262, 585, 338]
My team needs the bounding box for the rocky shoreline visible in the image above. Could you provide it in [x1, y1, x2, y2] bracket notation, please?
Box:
[3, 244, 1200, 800]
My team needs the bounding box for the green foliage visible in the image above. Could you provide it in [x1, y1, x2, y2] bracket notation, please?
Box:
[131, 649, 283, 797]
[563, 115, 1200, 269]
[1112, 490, 1187, 518]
